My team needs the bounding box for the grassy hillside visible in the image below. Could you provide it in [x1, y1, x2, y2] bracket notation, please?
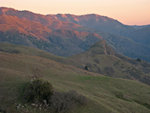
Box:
[1, 42, 150, 85]
[0, 44, 150, 113]
[0, 42, 64, 62]
[68, 40, 150, 85]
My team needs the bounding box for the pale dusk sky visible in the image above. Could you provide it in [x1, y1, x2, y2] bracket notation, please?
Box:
[0, 0, 150, 25]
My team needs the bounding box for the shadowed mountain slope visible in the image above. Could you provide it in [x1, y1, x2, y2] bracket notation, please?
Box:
[0, 7, 103, 56]
[0, 7, 150, 61]
[48, 13, 150, 61]
[129, 25, 150, 47]
[48, 14, 134, 35]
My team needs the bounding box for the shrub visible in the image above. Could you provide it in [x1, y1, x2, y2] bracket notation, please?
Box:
[84, 66, 89, 70]
[21, 80, 88, 113]
[22, 79, 53, 104]
[50, 90, 87, 113]
[136, 58, 142, 62]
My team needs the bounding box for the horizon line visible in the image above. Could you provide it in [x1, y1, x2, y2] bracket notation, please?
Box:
[0, 6, 150, 26]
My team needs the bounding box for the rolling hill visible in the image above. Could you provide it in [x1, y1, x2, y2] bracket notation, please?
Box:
[0, 43, 150, 113]
[66, 40, 150, 85]
[1, 42, 150, 85]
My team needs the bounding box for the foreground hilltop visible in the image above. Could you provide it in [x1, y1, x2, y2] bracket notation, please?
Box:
[0, 43, 150, 113]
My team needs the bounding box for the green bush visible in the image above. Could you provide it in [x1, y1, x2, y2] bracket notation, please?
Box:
[21, 80, 87, 113]
[22, 79, 53, 104]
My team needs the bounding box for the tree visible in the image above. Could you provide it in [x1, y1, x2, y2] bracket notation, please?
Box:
[22, 79, 53, 104]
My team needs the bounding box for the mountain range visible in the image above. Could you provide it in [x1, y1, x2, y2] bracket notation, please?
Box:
[0, 7, 150, 61]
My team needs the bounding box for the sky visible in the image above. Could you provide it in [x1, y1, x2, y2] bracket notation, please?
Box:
[0, 0, 150, 25]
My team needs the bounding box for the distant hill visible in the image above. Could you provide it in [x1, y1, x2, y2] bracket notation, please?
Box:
[48, 13, 150, 61]
[0, 7, 150, 61]
[0, 7, 103, 56]
[0, 7, 82, 30]
[99, 32, 150, 62]
[48, 14, 134, 35]
[129, 25, 150, 47]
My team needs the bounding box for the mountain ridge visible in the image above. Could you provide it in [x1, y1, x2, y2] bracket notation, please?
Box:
[0, 7, 150, 61]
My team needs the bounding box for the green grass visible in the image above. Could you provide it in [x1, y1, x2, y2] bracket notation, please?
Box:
[0, 48, 150, 113]
[1, 42, 150, 85]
